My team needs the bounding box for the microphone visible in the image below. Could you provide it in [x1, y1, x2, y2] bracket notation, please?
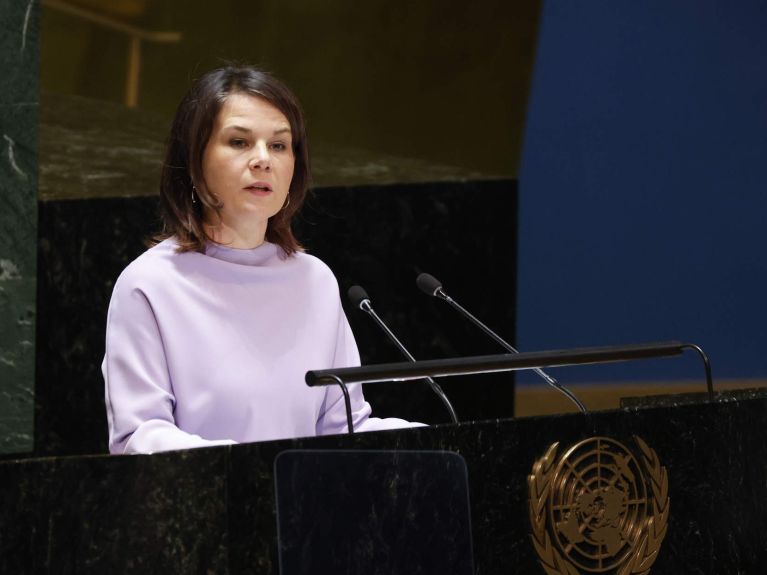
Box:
[347, 285, 459, 423]
[415, 273, 587, 413]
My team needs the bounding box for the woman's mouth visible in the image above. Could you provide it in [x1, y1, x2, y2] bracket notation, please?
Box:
[245, 182, 273, 195]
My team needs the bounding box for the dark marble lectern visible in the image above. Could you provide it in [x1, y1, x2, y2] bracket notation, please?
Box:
[1, 395, 765, 574]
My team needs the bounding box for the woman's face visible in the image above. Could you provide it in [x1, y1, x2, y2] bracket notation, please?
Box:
[201, 93, 295, 243]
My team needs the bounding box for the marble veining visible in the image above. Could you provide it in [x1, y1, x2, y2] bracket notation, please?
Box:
[21, 0, 34, 53]
[3, 134, 28, 178]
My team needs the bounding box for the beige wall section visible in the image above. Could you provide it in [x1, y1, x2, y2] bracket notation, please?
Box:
[515, 379, 767, 418]
[40, 0, 542, 182]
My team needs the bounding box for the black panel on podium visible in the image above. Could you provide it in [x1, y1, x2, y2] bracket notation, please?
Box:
[274, 450, 474, 575]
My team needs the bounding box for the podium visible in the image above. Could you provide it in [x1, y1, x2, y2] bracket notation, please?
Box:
[1, 392, 765, 574]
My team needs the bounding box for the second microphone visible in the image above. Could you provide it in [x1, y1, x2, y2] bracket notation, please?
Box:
[347, 285, 459, 424]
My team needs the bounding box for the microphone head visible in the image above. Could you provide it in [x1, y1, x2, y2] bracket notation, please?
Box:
[347, 285, 371, 310]
[416, 273, 443, 297]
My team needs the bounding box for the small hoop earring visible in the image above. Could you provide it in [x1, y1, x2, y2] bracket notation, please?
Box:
[281, 194, 291, 210]
[191, 185, 198, 204]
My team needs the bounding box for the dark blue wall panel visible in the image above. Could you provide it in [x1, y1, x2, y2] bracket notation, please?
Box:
[517, 1, 767, 382]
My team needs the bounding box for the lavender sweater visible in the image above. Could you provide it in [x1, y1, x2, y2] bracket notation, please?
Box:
[103, 238, 418, 454]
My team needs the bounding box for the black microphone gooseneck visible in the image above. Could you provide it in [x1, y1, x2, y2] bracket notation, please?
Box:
[347, 285, 459, 423]
[416, 273, 587, 414]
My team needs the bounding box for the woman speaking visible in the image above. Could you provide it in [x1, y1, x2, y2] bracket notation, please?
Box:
[102, 65, 420, 454]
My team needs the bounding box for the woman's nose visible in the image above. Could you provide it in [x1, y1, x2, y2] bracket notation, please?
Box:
[249, 143, 271, 170]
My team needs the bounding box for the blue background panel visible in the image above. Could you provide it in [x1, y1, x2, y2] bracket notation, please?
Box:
[517, 1, 767, 382]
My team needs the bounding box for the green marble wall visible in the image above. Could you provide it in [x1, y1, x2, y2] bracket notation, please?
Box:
[0, 0, 38, 454]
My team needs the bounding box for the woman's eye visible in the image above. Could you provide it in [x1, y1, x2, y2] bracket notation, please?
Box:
[230, 139, 248, 148]
[270, 142, 288, 152]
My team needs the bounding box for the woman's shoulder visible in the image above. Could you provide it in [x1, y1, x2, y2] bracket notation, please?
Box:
[290, 250, 338, 285]
[113, 237, 188, 291]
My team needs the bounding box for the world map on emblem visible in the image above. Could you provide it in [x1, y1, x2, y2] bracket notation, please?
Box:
[549, 437, 649, 572]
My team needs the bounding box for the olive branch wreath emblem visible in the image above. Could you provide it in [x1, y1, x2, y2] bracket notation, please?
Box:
[528, 436, 669, 575]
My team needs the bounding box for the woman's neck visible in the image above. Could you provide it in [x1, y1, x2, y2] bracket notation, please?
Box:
[204, 217, 268, 249]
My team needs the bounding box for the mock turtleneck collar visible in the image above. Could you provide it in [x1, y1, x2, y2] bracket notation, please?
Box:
[204, 241, 281, 266]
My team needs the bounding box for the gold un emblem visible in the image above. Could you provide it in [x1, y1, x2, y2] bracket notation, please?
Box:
[528, 436, 669, 575]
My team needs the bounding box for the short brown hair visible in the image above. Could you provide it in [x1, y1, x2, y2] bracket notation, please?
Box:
[158, 65, 310, 255]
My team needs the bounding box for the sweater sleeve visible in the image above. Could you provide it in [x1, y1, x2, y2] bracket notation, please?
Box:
[103, 274, 235, 454]
[315, 306, 426, 436]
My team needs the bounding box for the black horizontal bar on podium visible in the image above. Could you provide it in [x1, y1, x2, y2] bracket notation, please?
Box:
[305, 341, 687, 387]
